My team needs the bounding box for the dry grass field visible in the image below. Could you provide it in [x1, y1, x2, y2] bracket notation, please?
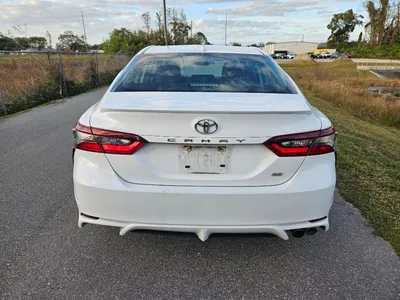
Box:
[0, 54, 131, 115]
[284, 61, 400, 128]
[282, 61, 400, 255]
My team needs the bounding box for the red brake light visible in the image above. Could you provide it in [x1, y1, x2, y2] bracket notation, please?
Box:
[73, 123, 147, 155]
[264, 127, 336, 157]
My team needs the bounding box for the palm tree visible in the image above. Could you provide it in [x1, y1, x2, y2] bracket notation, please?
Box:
[365, 1, 378, 46]
[364, 0, 391, 46]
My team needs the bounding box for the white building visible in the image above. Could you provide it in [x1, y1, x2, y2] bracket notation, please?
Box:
[264, 41, 319, 55]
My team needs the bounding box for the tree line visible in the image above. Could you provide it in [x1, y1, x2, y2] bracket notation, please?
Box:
[0, 8, 208, 53]
[102, 9, 209, 53]
[0, 30, 102, 52]
[326, 0, 400, 57]
[0, 7, 264, 53]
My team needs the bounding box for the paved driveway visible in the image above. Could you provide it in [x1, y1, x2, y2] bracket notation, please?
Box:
[0, 88, 399, 300]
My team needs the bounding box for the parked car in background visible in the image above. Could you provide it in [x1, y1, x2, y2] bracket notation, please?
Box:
[72, 45, 336, 241]
[330, 53, 352, 60]
[287, 53, 296, 59]
[321, 52, 331, 59]
[275, 53, 287, 59]
[314, 54, 323, 59]
[330, 53, 340, 59]
[270, 53, 277, 59]
[341, 53, 352, 59]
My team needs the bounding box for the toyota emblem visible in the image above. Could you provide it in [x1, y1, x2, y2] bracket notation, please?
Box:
[195, 119, 218, 134]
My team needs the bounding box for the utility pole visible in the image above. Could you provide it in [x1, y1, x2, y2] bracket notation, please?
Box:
[24, 23, 27, 38]
[225, 14, 228, 45]
[163, 0, 168, 46]
[190, 20, 193, 40]
[46, 31, 52, 49]
[302, 33, 304, 42]
[81, 11, 88, 52]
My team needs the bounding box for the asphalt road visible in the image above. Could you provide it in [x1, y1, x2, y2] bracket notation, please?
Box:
[0, 88, 399, 300]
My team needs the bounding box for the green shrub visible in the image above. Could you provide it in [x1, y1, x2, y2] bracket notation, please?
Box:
[342, 43, 400, 58]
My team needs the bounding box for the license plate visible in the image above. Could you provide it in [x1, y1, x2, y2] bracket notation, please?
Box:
[179, 146, 228, 174]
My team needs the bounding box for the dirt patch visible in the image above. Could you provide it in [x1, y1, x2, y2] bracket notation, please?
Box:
[334, 57, 352, 62]
[293, 53, 315, 62]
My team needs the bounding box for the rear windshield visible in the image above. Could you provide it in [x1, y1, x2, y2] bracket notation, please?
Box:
[113, 53, 296, 94]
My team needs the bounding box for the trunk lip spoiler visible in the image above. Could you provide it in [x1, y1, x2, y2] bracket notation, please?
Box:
[99, 107, 312, 114]
[99, 92, 312, 114]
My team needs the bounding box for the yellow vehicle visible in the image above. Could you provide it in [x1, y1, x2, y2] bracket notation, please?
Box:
[313, 49, 336, 54]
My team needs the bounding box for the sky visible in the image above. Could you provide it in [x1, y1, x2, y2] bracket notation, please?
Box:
[0, 0, 366, 46]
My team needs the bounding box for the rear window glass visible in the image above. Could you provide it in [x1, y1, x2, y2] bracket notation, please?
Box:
[113, 53, 296, 94]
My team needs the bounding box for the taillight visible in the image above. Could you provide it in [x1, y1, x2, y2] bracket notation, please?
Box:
[73, 123, 147, 155]
[264, 127, 336, 157]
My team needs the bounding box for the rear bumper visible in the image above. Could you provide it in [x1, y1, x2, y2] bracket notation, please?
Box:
[73, 150, 336, 240]
[79, 216, 329, 241]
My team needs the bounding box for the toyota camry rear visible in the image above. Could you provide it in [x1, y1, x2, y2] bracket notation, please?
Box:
[73, 45, 336, 241]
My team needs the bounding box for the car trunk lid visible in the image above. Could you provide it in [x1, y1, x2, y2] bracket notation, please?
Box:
[90, 92, 321, 187]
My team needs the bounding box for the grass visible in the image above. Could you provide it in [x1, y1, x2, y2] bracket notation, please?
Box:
[284, 61, 400, 128]
[0, 54, 131, 116]
[282, 61, 400, 255]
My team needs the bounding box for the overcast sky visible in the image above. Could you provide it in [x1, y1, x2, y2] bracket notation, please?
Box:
[0, 0, 365, 46]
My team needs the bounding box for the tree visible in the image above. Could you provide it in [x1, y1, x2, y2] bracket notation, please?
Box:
[391, 1, 400, 44]
[0, 34, 19, 50]
[141, 12, 151, 34]
[168, 8, 191, 45]
[28, 36, 47, 50]
[57, 31, 86, 51]
[188, 32, 209, 45]
[377, 0, 389, 45]
[231, 42, 241, 46]
[103, 28, 135, 52]
[327, 9, 363, 48]
[14, 37, 30, 49]
[0, 34, 47, 51]
[365, 0, 400, 46]
[102, 9, 210, 53]
[103, 28, 150, 53]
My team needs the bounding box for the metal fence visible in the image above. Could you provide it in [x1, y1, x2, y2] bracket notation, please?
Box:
[0, 50, 133, 116]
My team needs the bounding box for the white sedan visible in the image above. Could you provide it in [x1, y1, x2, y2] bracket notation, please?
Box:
[73, 45, 336, 241]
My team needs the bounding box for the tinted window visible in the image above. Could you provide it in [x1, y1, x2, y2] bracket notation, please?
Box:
[113, 53, 295, 94]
